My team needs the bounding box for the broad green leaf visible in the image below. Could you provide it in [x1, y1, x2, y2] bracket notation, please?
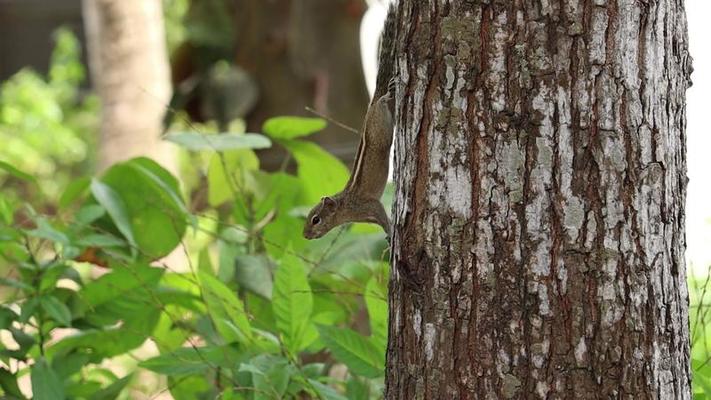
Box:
[130, 158, 189, 216]
[317, 325, 384, 378]
[10, 326, 35, 353]
[48, 309, 161, 361]
[40, 296, 72, 326]
[39, 263, 69, 292]
[165, 132, 271, 151]
[240, 354, 293, 400]
[31, 358, 65, 400]
[0, 277, 33, 292]
[365, 272, 388, 350]
[129, 157, 182, 195]
[52, 352, 90, 380]
[207, 150, 260, 206]
[272, 252, 314, 353]
[301, 363, 326, 379]
[90, 179, 136, 248]
[695, 373, 711, 397]
[251, 172, 308, 258]
[0, 195, 15, 225]
[74, 233, 125, 248]
[218, 388, 246, 400]
[198, 272, 253, 343]
[99, 159, 187, 259]
[279, 139, 349, 204]
[139, 345, 240, 376]
[346, 377, 370, 400]
[308, 379, 348, 400]
[89, 373, 133, 400]
[0, 307, 17, 330]
[78, 264, 164, 312]
[27, 218, 69, 245]
[168, 375, 211, 400]
[0, 160, 36, 183]
[262, 116, 327, 139]
[59, 177, 90, 208]
[19, 298, 39, 322]
[0, 368, 24, 399]
[74, 204, 106, 226]
[234, 255, 274, 299]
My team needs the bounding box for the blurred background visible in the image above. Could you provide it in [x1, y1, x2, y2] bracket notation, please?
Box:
[0, 0, 709, 399]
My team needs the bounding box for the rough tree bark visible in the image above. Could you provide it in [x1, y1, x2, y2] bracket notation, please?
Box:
[388, 1, 693, 399]
[82, 0, 175, 173]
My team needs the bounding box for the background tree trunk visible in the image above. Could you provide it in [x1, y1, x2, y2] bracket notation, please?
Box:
[232, 0, 369, 169]
[388, 1, 693, 398]
[82, 0, 175, 173]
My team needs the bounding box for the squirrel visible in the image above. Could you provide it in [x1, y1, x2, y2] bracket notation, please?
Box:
[303, 4, 397, 240]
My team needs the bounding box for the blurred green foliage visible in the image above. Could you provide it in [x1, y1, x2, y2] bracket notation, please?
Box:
[163, 0, 190, 53]
[690, 275, 711, 399]
[0, 28, 98, 202]
[0, 106, 391, 398]
[163, 0, 234, 55]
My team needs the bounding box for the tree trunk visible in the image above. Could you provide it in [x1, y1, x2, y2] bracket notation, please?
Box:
[82, 0, 175, 173]
[233, 0, 369, 169]
[387, 1, 693, 399]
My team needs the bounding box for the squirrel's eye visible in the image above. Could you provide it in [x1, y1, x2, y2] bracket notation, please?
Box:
[311, 216, 321, 225]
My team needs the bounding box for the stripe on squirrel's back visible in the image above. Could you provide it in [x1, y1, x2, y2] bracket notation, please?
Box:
[349, 5, 397, 191]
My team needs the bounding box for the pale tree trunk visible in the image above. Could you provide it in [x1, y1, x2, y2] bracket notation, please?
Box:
[388, 1, 693, 399]
[82, 0, 175, 173]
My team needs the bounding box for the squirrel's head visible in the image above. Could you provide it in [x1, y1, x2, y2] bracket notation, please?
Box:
[303, 196, 338, 239]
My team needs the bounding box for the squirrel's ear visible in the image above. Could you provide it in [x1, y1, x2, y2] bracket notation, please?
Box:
[321, 196, 336, 207]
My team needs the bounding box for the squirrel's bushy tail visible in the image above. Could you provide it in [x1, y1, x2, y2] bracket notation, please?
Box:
[374, 3, 398, 100]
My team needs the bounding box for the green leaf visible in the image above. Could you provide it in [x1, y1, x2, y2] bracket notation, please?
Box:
[19, 298, 39, 323]
[0, 195, 15, 225]
[240, 354, 293, 400]
[99, 159, 187, 259]
[75, 233, 125, 248]
[308, 379, 348, 400]
[0, 307, 17, 330]
[40, 296, 72, 326]
[165, 132, 271, 151]
[168, 375, 212, 400]
[31, 358, 65, 400]
[52, 352, 90, 380]
[278, 139, 349, 204]
[27, 218, 69, 245]
[59, 177, 91, 208]
[89, 373, 133, 400]
[365, 272, 388, 351]
[77, 264, 164, 316]
[234, 255, 274, 299]
[0, 160, 36, 183]
[0, 368, 24, 399]
[272, 252, 314, 353]
[346, 377, 370, 400]
[198, 272, 253, 343]
[317, 325, 384, 378]
[9, 326, 35, 355]
[74, 204, 106, 226]
[139, 346, 240, 376]
[39, 263, 69, 292]
[0, 277, 34, 292]
[207, 150, 260, 206]
[90, 179, 136, 248]
[48, 309, 161, 361]
[262, 117, 327, 139]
